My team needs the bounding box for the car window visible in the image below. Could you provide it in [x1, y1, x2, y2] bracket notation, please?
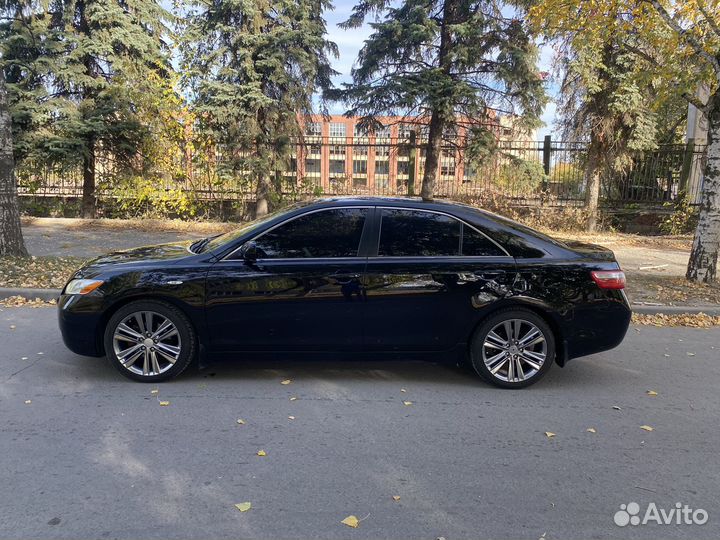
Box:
[461, 225, 506, 256]
[253, 208, 368, 259]
[378, 209, 460, 256]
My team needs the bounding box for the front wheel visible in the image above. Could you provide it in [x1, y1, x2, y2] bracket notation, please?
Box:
[470, 308, 555, 389]
[104, 300, 196, 382]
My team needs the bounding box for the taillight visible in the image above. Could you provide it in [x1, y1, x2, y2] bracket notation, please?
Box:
[591, 270, 626, 290]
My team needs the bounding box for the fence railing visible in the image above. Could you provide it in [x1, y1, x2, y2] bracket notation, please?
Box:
[16, 137, 707, 209]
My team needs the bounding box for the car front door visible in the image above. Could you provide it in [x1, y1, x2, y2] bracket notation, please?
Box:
[362, 207, 516, 351]
[205, 207, 370, 351]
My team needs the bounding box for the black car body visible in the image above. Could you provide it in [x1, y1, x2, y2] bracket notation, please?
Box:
[58, 197, 631, 387]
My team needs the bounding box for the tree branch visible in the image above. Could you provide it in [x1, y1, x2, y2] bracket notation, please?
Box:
[697, 0, 720, 40]
[646, 0, 720, 75]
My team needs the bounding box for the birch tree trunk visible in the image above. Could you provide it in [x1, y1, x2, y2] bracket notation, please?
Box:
[0, 68, 28, 257]
[687, 92, 720, 283]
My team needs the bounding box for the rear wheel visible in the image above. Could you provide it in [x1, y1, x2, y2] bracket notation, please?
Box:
[104, 300, 196, 382]
[470, 308, 555, 389]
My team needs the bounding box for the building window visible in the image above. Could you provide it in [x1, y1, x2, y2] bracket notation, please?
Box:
[375, 160, 389, 175]
[330, 145, 345, 157]
[354, 124, 369, 137]
[329, 159, 345, 176]
[305, 159, 321, 176]
[352, 160, 367, 175]
[329, 122, 346, 137]
[397, 161, 410, 176]
[376, 124, 391, 139]
[375, 145, 390, 157]
[441, 164, 456, 176]
[305, 122, 321, 136]
[353, 145, 368, 156]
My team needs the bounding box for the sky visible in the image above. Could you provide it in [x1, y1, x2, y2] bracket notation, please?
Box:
[323, 1, 559, 139]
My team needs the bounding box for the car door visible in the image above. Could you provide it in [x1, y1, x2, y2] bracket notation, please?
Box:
[362, 207, 517, 351]
[205, 207, 371, 351]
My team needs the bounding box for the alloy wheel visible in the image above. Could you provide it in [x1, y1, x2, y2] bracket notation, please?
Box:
[481, 318, 547, 383]
[112, 310, 182, 376]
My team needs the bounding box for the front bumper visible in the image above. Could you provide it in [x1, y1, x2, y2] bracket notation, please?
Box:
[57, 294, 105, 357]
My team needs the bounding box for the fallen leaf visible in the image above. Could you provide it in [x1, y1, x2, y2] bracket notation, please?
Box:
[687, 352, 695, 356]
[400, 388, 407, 393]
[392, 495, 401, 501]
[544, 431, 555, 438]
[236, 419, 245, 425]
[289, 397, 297, 401]
[341, 515, 359, 528]
[21, 356, 28, 360]
[640, 425, 654, 432]
[288, 416, 295, 420]
[612, 405, 622, 411]
[646, 390, 658, 396]
[159, 401, 170, 406]
[24, 400, 31, 404]
[281, 379, 292, 385]
[257, 450, 266, 456]
[586, 428, 597, 433]
[150, 389, 159, 395]
[403, 401, 413, 406]
[234, 502, 252, 512]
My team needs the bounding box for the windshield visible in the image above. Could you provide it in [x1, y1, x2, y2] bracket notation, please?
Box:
[201, 201, 311, 253]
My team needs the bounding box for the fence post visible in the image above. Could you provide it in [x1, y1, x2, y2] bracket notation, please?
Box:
[678, 138, 695, 194]
[408, 130, 416, 196]
[541, 135, 551, 204]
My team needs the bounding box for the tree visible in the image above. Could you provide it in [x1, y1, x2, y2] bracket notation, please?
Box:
[181, 0, 337, 218]
[530, 3, 663, 231]
[0, 65, 27, 256]
[336, 0, 547, 201]
[645, 0, 720, 283]
[2, 0, 173, 217]
[531, 0, 720, 281]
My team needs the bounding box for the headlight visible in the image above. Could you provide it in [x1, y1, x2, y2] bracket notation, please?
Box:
[64, 279, 104, 295]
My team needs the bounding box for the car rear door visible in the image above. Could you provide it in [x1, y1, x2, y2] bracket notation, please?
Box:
[362, 207, 516, 351]
[205, 207, 371, 351]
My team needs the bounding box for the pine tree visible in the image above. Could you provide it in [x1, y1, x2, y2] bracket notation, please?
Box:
[181, 0, 337, 217]
[336, 0, 547, 201]
[2, 0, 173, 217]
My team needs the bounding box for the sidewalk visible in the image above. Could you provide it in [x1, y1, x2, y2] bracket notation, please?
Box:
[2, 217, 719, 314]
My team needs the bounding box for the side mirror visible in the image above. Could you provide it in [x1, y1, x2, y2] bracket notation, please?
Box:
[240, 241, 258, 264]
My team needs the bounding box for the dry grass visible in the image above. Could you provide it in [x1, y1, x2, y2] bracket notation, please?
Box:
[632, 312, 720, 327]
[0, 256, 86, 289]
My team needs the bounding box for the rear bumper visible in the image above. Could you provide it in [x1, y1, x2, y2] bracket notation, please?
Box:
[565, 290, 632, 360]
[57, 294, 104, 357]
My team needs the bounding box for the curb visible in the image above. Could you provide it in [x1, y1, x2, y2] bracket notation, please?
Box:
[0, 287, 61, 302]
[631, 304, 720, 316]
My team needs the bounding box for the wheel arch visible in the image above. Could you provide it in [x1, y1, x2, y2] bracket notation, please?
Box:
[467, 298, 568, 367]
[95, 294, 201, 356]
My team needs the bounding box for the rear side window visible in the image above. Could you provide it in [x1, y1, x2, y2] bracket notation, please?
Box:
[461, 225, 505, 256]
[379, 209, 459, 256]
[253, 208, 367, 259]
[378, 208, 505, 257]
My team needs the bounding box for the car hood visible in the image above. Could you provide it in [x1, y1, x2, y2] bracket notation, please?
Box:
[81, 241, 194, 271]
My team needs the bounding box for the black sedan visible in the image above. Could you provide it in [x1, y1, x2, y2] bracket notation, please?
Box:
[58, 197, 631, 388]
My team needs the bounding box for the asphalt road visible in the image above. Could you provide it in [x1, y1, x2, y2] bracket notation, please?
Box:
[1, 307, 719, 540]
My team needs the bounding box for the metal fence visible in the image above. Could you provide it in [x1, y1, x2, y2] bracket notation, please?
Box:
[16, 137, 707, 208]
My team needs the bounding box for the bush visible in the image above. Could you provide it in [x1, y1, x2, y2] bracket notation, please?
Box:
[660, 192, 698, 235]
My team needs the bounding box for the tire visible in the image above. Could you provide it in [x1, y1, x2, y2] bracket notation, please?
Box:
[470, 308, 555, 389]
[103, 300, 196, 382]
